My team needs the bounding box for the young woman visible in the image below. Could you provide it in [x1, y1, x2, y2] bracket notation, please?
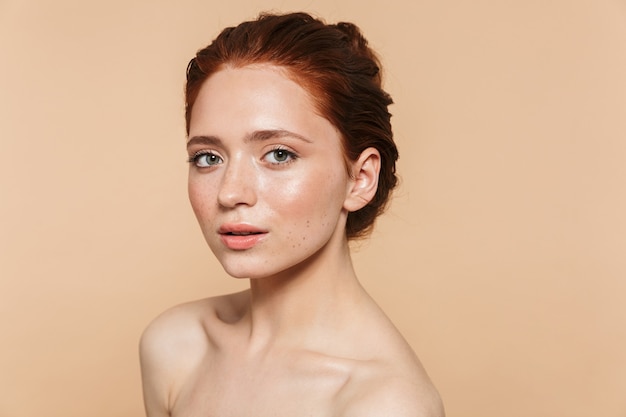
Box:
[140, 12, 444, 417]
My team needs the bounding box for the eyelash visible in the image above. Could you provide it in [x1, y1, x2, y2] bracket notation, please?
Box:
[187, 151, 223, 168]
[263, 146, 299, 165]
[187, 147, 299, 168]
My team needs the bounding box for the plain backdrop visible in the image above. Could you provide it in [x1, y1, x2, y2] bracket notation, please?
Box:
[1, 1, 625, 416]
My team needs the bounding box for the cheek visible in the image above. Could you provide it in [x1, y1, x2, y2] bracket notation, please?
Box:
[264, 169, 347, 222]
[188, 177, 215, 219]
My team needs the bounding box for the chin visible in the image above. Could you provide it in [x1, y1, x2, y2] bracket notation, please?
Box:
[221, 262, 289, 280]
[217, 251, 317, 281]
[217, 256, 281, 280]
[210, 231, 339, 280]
[222, 266, 260, 279]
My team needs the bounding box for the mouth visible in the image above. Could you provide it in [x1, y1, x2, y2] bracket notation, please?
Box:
[218, 224, 268, 250]
[222, 231, 263, 236]
[218, 224, 268, 235]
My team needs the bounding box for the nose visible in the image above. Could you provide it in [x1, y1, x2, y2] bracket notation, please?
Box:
[217, 156, 257, 208]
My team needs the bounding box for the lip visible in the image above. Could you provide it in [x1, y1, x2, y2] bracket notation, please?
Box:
[218, 223, 268, 250]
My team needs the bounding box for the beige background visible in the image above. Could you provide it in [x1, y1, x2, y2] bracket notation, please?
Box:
[1, 0, 625, 416]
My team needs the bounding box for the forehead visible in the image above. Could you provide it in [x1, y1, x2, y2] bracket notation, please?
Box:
[188, 65, 339, 143]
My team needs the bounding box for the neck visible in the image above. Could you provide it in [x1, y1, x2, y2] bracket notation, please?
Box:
[242, 234, 367, 352]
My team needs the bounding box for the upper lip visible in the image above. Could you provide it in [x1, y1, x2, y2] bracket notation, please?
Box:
[218, 223, 268, 235]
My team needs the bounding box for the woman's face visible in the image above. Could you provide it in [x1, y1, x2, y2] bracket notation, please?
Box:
[187, 64, 354, 279]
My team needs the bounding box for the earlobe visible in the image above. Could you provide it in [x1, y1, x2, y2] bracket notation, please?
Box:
[344, 148, 381, 212]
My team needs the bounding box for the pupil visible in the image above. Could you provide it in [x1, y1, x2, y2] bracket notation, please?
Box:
[275, 150, 286, 161]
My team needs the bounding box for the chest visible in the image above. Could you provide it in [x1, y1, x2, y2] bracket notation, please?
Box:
[170, 354, 352, 417]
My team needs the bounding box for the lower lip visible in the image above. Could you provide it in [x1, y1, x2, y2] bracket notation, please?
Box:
[220, 233, 266, 250]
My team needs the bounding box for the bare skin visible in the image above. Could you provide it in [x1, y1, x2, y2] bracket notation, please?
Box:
[140, 65, 444, 417]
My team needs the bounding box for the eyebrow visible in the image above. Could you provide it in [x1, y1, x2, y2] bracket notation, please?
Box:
[186, 135, 222, 149]
[186, 129, 313, 149]
[246, 129, 313, 144]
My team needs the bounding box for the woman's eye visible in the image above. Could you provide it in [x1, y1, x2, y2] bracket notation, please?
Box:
[191, 152, 223, 168]
[264, 148, 296, 164]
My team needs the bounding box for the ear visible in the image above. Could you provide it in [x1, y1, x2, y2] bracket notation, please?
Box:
[344, 147, 381, 212]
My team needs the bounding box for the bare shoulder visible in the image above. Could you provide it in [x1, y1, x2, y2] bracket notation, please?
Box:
[141, 299, 208, 361]
[336, 300, 445, 417]
[141, 291, 249, 361]
[139, 291, 248, 415]
[140, 290, 248, 354]
[339, 368, 445, 417]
